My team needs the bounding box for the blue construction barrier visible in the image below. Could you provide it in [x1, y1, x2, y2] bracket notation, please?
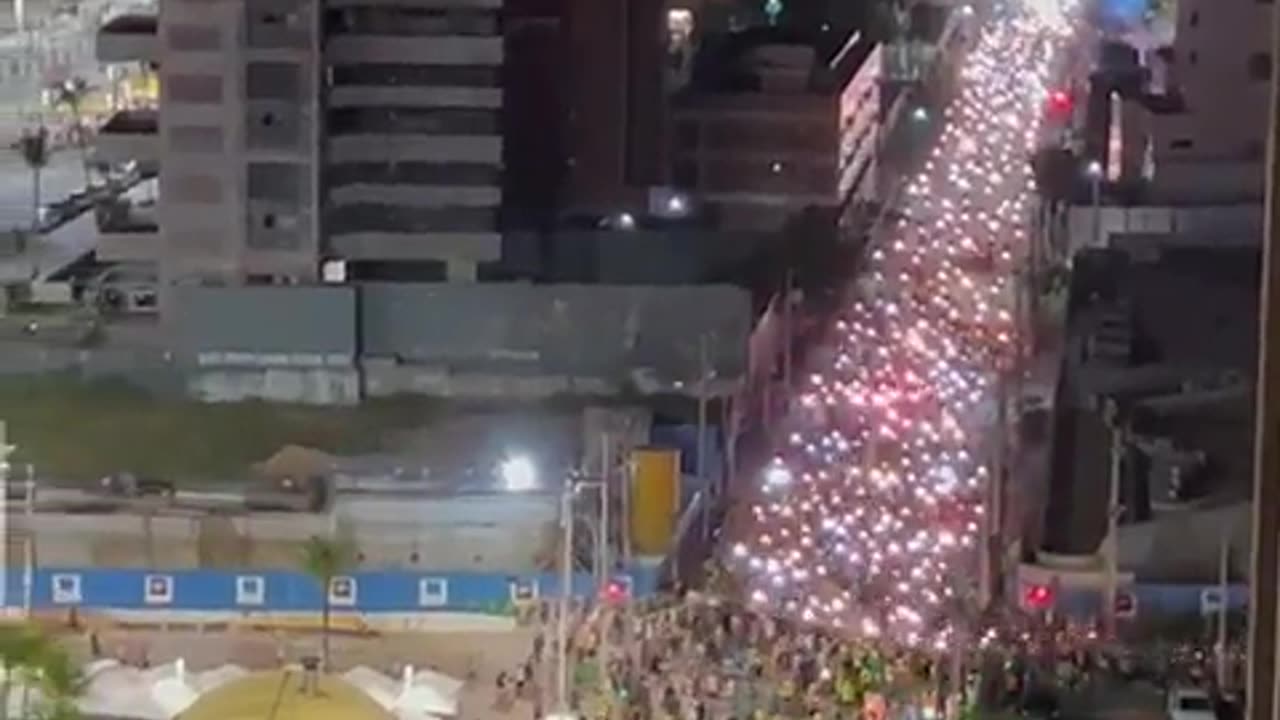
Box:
[0, 565, 662, 614]
[1052, 583, 1250, 618]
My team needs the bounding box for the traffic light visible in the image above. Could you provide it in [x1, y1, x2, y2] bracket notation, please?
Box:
[600, 575, 633, 604]
[1047, 90, 1073, 118]
[1023, 584, 1054, 610]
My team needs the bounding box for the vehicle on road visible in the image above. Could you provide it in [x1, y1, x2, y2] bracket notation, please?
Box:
[99, 471, 175, 498]
[1167, 687, 1215, 720]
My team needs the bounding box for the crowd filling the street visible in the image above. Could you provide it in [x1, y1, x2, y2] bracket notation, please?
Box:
[487, 0, 1246, 718]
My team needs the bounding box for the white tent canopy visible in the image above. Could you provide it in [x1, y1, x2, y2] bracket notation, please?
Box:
[76, 659, 248, 720]
[343, 665, 461, 720]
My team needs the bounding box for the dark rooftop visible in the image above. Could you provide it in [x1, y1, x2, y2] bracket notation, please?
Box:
[1041, 247, 1259, 556]
[99, 108, 157, 134]
[685, 24, 875, 95]
[100, 14, 156, 34]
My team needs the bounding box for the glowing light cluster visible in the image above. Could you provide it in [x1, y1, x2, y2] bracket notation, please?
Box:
[729, 0, 1080, 646]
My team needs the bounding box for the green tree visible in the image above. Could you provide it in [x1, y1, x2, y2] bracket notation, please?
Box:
[0, 624, 80, 720]
[17, 127, 49, 231]
[0, 624, 49, 720]
[299, 534, 357, 671]
[31, 641, 83, 718]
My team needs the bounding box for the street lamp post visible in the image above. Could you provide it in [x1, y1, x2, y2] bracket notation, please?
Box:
[1085, 160, 1103, 249]
[1217, 526, 1232, 689]
[555, 484, 574, 715]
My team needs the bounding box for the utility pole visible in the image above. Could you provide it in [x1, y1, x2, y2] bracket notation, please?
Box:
[1217, 527, 1231, 690]
[983, 373, 1008, 610]
[599, 434, 610, 585]
[782, 270, 795, 391]
[1247, 3, 1280, 717]
[1103, 406, 1123, 639]
[0, 421, 10, 611]
[22, 464, 33, 619]
[696, 334, 711, 539]
[556, 484, 574, 715]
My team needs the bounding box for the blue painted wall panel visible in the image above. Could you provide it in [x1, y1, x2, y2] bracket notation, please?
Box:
[5, 565, 661, 613]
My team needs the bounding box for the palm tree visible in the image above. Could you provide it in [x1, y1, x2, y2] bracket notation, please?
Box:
[31, 642, 83, 720]
[0, 624, 49, 720]
[17, 127, 49, 231]
[299, 534, 357, 671]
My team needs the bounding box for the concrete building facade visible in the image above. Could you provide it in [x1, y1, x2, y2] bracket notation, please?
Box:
[1138, 0, 1271, 202]
[94, 0, 504, 294]
[670, 27, 880, 231]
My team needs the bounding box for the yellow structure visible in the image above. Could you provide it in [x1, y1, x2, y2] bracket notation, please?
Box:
[629, 448, 681, 556]
[181, 671, 393, 720]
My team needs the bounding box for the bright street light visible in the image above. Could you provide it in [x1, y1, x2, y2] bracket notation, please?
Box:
[764, 461, 793, 488]
[499, 455, 538, 492]
[1085, 159, 1103, 178]
[912, 107, 929, 123]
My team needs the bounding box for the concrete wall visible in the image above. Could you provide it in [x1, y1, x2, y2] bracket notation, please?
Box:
[359, 283, 751, 383]
[174, 285, 358, 358]
[1064, 204, 1261, 254]
[12, 493, 560, 571]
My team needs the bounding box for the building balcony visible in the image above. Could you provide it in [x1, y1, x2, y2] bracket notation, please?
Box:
[327, 0, 499, 8]
[328, 230, 500, 264]
[327, 134, 500, 164]
[94, 109, 158, 166]
[326, 35, 502, 66]
[96, 14, 158, 64]
[95, 200, 160, 263]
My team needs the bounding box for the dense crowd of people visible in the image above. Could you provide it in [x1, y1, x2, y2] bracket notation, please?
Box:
[488, 589, 1249, 720]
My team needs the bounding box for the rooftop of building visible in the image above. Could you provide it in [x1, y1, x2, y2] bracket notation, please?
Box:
[682, 22, 875, 97]
[1041, 246, 1259, 559]
[99, 13, 156, 34]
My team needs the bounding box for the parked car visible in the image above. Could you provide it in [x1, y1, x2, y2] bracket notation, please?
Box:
[99, 472, 175, 498]
[1167, 687, 1215, 720]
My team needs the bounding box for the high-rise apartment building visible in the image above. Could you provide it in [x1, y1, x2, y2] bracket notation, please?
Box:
[670, 27, 881, 232]
[1134, 0, 1270, 202]
[94, 0, 504, 299]
[562, 0, 667, 212]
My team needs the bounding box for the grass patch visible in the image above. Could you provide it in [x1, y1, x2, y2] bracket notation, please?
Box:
[0, 375, 435, 483]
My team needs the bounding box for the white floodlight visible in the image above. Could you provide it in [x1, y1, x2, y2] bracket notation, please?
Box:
[499, 455, 538, 492]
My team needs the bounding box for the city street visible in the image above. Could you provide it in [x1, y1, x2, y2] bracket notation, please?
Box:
[725, 0, 1082, 642]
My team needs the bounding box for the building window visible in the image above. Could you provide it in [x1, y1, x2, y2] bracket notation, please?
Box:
[166, 73, 223, 104]
[168, 125, 223, 153]
[676, 122, 699, 150]
[673, 160, 699, 187]
[1188, 51, 1198, 65]
[1249, 52, 1273, 81]
[166, 24, 221, 51]
[1188, 10, 1199, 26]
[166, 174, 224, 204]
[246, 62, 302, 101]
[1170, 138, 1194, 150]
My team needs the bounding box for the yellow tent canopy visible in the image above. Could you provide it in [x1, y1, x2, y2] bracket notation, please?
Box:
[182, 671, 393, 720]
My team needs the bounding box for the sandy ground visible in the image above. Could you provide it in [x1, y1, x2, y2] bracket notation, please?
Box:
[59, 626, 544, 720]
